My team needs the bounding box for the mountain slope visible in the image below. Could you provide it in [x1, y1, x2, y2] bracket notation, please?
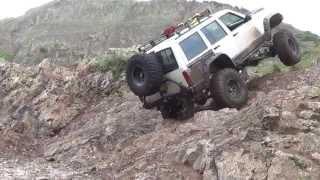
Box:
[0, 1, 320, 178]
[1, 56, 320, 179]
[0, 0, 242, 65]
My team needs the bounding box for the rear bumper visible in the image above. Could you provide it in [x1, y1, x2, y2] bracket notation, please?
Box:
[141, 83, 192, 109]
[142, 92, 162, 109]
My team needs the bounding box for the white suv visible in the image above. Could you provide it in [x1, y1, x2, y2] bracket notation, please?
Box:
[126, 9, 301, 120]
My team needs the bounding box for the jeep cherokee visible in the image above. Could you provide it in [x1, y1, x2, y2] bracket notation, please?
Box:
[126, 8, 301, 120]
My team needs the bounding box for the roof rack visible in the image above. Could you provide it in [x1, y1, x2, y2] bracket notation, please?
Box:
[138, 9, 212, 53]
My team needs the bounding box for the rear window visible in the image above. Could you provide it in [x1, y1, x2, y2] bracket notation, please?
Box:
[157, 48, 178, 73]
[180, 32, 208, 61]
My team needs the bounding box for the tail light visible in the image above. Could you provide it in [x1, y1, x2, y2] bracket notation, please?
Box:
[182, 71, 193, 87]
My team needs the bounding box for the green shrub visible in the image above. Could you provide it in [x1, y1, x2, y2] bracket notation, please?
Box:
[0, 51, 13, 61]
[289, 156, 307, 170]
[297, 31, 320, 43]
[94, 54, 128, 80]
[289, 65, 301, 71]
[296, 45, 320, 69]
[272, 63, 282, 73]
[255, 59, 287, 76]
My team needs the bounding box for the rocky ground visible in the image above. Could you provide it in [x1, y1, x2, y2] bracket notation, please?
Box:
[1, 59, 320, 180]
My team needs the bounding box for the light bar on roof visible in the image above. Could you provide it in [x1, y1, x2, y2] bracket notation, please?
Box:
[138, 9, 212, 53]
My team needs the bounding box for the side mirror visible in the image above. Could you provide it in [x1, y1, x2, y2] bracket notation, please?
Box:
[244, 15, 252, 22]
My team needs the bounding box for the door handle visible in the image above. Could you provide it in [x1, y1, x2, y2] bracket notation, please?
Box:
[233, 32, 239, 37]
[214, 45, 221, 50]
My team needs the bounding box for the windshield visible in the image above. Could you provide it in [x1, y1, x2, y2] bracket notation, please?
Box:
[220, 12, 246, 31]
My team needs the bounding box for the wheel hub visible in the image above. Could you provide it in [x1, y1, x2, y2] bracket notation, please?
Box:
[227, 80, 241, 97]
[133, 67, 145, 86]
[288, 38, 298, 55]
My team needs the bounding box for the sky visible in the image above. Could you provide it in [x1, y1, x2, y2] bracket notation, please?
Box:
[0, 0, 52, 19]
[0, 0, 319, 35]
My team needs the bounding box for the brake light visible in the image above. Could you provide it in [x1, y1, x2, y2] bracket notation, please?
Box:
[182, 71, 193, 87]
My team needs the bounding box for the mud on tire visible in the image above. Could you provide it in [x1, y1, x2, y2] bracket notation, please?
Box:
[211, 68, 248, 109]
[126, 53, 163, 96]
[273, 30, 301, 66]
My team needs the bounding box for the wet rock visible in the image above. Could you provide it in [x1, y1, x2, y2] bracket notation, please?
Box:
[203, 170, 218, 180]
[267, 151, 318, 180]
[282, 111, 297, 121]
[268, 151, 300, 180]
[11, 121, 26, 134]
[299, 102, 320, 113]
[306, 86, 320, 98]
[242, 128, 267, 142]
[178, 143, 203, 167]
[216, 150, 268, 180]
[311, 153, 320, 162]
[297, 86, 320, 99]
[298, 110, 320, 120]
[262, 106, 280, 131]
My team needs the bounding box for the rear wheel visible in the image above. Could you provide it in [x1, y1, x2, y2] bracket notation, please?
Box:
[211, 68, 248, 108]
[160, 97, 194, 120]
[273, 30, 301, 66]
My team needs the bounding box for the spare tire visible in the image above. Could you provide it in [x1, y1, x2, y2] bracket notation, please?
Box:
[126, 53, 163, 96]
[273, 30, 301, 66]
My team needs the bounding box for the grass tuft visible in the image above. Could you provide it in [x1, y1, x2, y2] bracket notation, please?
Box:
[0, 51, 13, 61]
[94, 54, 128, 80]
[289, 156, 307, 170]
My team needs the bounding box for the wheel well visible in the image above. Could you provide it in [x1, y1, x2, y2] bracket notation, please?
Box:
[209, 54, 235, 73]
[270, 13, 283, 29]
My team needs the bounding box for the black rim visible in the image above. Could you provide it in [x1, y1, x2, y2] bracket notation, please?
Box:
[176, 98, 193, 120]
[178, 99, 188, 114]
[288, 38, 298, 55]
[132, 66, 145, 86]
[227, 79, 241, 98]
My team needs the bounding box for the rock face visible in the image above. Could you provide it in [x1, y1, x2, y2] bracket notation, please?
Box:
[1, 60, 320, 179]
[0, 0, 240, 64]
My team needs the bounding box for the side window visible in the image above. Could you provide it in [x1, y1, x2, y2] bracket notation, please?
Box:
[220, 13, 245, 31]
[201, 21, 227, 45]
[180, 33, 208, 61]
[157, 48, 178, 73]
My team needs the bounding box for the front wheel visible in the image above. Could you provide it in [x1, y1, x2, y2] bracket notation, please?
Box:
[211, 68, 248, 109]
[273, 30, 301, 66]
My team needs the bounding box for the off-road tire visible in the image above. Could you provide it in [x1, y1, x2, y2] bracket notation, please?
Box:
[160, 106, 176, 119]
[160, 97, 194, 120]
[211, 68, 248, 109]
[273, 30, 301, 66]
[176, 97, 194, 120]
[126, 53, 163, 96]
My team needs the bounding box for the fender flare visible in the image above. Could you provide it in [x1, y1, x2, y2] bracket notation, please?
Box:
[207, 53, 236, 72]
